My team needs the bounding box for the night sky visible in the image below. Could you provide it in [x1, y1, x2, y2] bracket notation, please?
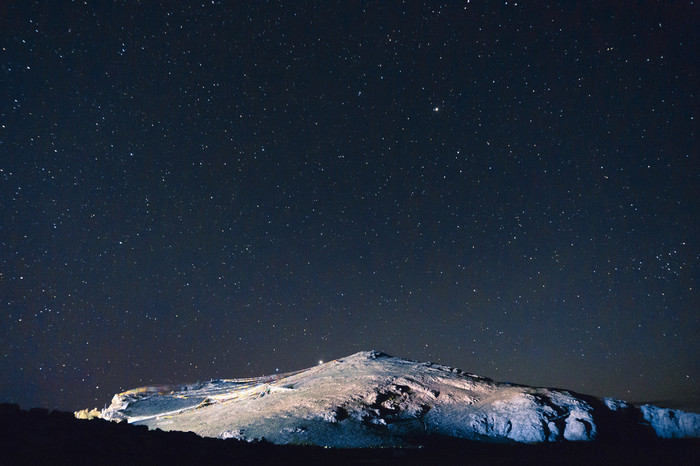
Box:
[1, 1, 698, 413]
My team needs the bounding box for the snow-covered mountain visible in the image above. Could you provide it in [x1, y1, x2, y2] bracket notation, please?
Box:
[92, 351, 700, 447]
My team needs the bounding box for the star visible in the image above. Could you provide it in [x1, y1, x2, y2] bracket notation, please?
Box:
[1, 0, 696, 414]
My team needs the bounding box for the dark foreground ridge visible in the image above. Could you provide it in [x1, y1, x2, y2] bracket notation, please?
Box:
[2, 403, 699, 466]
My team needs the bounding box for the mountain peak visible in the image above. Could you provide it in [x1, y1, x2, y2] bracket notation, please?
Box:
[89, 352, 700, 447]
[361, 349, 391, 359]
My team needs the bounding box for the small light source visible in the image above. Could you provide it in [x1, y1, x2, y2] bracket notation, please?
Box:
[318, 360, 324, 365]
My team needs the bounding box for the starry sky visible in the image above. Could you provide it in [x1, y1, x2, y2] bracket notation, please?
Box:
[1, 1, 698, 413]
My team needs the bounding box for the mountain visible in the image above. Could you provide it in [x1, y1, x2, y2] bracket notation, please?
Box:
[90, 351, 700, 447]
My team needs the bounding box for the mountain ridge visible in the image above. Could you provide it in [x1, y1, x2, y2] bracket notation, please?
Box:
[86, 350, 700, 447]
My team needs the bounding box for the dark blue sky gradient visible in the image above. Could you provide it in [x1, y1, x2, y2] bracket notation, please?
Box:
[1, 1, 698, 412]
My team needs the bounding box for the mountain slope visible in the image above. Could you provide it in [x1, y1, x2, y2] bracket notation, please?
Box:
[93, 351, 700, 447]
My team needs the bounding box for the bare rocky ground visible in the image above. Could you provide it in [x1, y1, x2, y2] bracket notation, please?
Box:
[2, 403, 700, 466]
[95, 351, 700, 446]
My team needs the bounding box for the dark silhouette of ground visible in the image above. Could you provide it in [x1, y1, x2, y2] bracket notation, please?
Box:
[1, 403, 698, 465]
